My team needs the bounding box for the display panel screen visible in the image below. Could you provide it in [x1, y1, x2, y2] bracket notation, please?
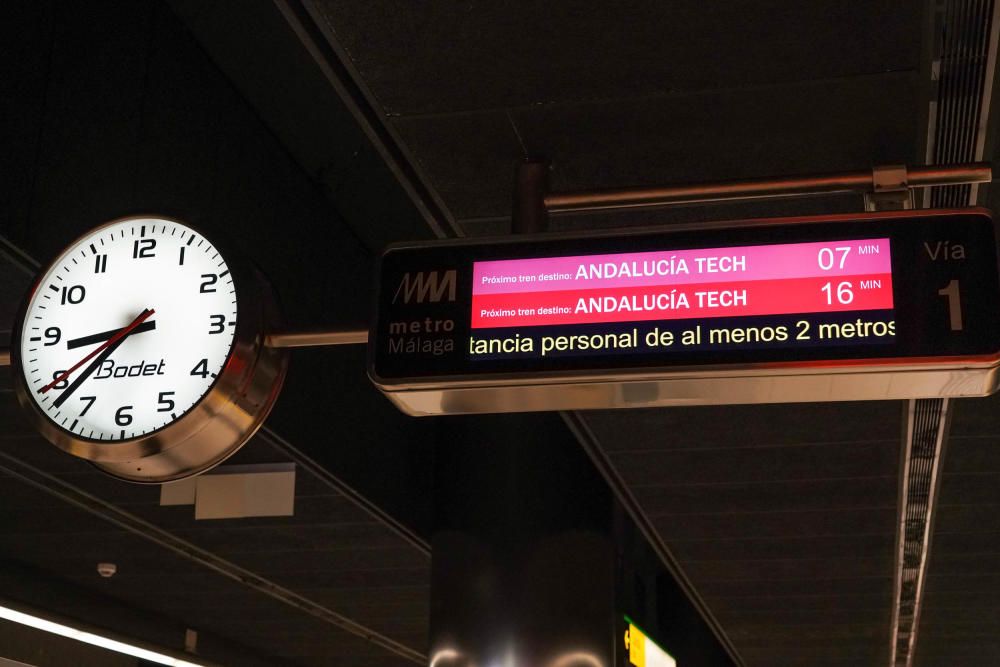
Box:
[370, 210, 1000, 383]
[470, 238, 894, 360]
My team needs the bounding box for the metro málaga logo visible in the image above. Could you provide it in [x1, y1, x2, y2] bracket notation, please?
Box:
[393, 270, 456, 304]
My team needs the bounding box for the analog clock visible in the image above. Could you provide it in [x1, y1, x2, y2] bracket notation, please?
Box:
[11, 216, 287, 483]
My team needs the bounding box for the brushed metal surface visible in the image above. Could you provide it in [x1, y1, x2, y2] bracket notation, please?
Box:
[376, 360, 1000, 416]
[265, 328, 367, 347]
[545, 163, 991, 214]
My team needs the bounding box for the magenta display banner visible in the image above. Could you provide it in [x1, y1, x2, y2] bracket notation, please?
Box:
[472, 238, 893, 329]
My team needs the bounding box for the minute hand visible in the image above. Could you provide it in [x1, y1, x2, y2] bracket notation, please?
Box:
[39, 308, 155, 395]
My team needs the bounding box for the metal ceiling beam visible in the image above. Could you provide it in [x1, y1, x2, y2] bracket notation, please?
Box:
[273, 0, 464, 241]
[891, 399, 951, 666]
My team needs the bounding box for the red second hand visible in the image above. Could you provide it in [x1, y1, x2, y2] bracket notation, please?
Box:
[39, 308, 155, 394]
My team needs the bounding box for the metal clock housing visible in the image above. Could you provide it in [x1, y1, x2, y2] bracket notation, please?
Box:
[11, 216, 288, 483]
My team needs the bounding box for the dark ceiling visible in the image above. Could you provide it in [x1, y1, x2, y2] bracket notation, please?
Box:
[3, 0, 1000, 666]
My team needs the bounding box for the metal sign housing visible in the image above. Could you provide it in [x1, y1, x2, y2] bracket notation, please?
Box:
[370, 209, 1000, 416]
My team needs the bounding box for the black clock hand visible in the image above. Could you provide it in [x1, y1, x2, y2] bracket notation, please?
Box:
[41, 308, 155, 407]
[52, 334, 130, 408]
[66, 321, 156, 349]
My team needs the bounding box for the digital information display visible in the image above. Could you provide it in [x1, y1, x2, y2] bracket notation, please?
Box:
[470, 237, 894, 359]
[369, 210, 1000, 415]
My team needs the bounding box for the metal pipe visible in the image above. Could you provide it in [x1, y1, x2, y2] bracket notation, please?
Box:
[264, 328, 368, 348]
[0, 334, 368, 355]
[544, 162, 992, 214]
[1, 332, 371, 357]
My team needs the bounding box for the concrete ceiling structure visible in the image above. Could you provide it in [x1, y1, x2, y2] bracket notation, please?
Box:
[3, 0, 1000, 665]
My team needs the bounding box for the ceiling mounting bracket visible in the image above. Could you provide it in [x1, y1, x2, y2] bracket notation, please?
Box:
[866, 164, 915, 211]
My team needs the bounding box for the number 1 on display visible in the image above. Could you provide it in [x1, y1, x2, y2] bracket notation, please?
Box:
[938, 280, 963, 331]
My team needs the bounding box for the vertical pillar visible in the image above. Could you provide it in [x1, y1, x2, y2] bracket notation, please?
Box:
[512, 159, 550, 235]
[429, 414, 616, 667]
[429, 160, 615, 667]
[428, 159, 740, 667]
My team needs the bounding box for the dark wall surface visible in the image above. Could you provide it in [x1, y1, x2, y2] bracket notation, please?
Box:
[0, 0, 436, 538]
[0, 2, 438, 663]
[1, 0, 370, 323]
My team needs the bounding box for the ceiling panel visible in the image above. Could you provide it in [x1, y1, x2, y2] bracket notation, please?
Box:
[0, 370, 429, 665]
[0, 475, 419, 667]
[312, 0, 919, 115]
[584, 402, 901, 665]
[391, 72, 920, 222]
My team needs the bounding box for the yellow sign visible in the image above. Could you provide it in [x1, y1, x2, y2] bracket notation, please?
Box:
[624, 618, 676, 667]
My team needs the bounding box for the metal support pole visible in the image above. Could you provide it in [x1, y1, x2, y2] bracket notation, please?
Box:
[0, 332, 367, 360]
[0, 336, 362, 363]
[511, 159, 550, 234]
[544, 162, 990, 214]
[264, 328, 368, 348]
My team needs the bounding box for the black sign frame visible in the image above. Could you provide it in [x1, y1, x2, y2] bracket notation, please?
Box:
[368, 209, 1000, 415]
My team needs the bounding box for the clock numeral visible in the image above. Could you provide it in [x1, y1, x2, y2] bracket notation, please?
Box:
[60, 285, 85, 305]
[190, 359, 210, 378]
[44, 327, 61, 346]
[51, 370, 68, 390]
[199, 274, 218, 293]
[208, 314, 226, 334]
[94, 254, 108, 273]
[179, 247, 186, 266]
[115, 405, 133, 426]
[79, 395, 96, 416]
[157, 391, 176, 413]
[132, 239, 156, 259]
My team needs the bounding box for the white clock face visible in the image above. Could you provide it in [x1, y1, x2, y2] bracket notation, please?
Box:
[18, 218, 237, 442]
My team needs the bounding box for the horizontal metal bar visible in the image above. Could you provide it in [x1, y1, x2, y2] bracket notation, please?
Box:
[0, 334, 368, 357]
[264, 328, 368, 348]
[544, 162, 992, 214]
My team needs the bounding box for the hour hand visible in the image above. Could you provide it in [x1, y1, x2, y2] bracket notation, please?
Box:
[67, 321, 156, 349]
[40, 308, 155, 396]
